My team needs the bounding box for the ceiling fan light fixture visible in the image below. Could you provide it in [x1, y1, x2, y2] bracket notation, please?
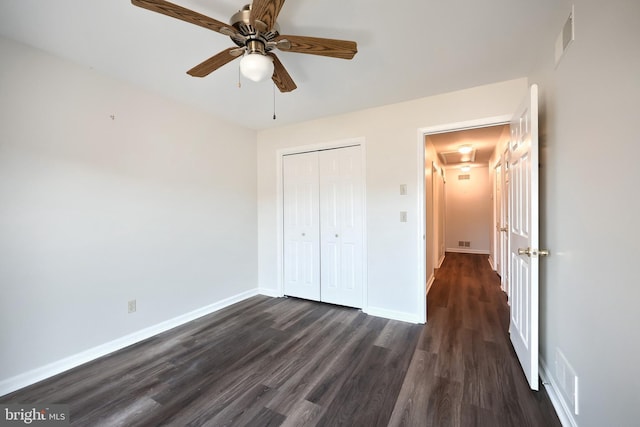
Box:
[240, 53, 274, 82]
[458, 145, 473, 154]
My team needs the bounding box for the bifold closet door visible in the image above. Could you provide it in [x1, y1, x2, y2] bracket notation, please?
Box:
[283, 152, 321, 301]
[283, 146, 364, 308]
[319, 146, 363, 308]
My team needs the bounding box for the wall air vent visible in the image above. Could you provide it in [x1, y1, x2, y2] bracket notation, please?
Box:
[555, 5, 575, 66]
[458, 174, 470, 180]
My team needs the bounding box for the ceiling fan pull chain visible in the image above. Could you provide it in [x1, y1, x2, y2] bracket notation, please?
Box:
[238, 64, 242, 88]
[273, 82, 277, 120]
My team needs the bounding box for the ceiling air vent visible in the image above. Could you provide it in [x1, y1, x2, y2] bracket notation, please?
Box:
[458, 174, 470, 180]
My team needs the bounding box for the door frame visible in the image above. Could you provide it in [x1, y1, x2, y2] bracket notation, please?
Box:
[417, 115, 512, 323]
[276, 137, 368, 310]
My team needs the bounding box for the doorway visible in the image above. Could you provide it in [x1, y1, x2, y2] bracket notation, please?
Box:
[418, 116, 512, 323]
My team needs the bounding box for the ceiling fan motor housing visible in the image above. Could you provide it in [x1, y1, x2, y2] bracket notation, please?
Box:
[230, 4, 280, 53]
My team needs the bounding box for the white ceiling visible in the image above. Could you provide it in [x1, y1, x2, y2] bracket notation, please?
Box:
[0, 0, 560, 130]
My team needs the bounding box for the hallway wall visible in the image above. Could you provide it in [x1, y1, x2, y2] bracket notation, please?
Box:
[445, 166, 491, 254]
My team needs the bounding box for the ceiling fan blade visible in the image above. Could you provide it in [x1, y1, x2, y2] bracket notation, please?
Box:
[275, 35, 357, 59]
[250, 0, 285, 32]
[131, 0, 236, 36]
[187, 48, 241, 77]
[269, 53, 297, 93]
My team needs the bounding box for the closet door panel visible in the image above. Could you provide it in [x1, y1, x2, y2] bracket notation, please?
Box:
[319, 146, 363, 308]
[283, 152, 320, 301]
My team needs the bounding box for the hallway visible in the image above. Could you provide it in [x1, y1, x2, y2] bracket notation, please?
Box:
[390, 252, 560, 425]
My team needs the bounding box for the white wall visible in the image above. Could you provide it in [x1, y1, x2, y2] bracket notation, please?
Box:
[0, 37, 257, 385]
[445, 166, 491, 253]
[257, 79, 527, 322]
[530, 1, 640, 425]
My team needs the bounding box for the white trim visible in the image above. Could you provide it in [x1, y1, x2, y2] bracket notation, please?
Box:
[416, 129, 427, 324]
[437, 254, 446, 268]
[276, 138, 368, 310]
[0, 289, 260, 397]
[417, 115, 512, 325]
[419, 115, 512, 136]
[365, 306, 421, 324]
[540, 358, 578, 427]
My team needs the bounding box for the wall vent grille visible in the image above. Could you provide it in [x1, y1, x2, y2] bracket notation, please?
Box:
[555, 5, 575, 65]
[458, 174, 470, 180]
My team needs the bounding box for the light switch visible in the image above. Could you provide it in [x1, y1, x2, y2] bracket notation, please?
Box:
[400, 184, 407, 195]
[400, 211, 407, 222]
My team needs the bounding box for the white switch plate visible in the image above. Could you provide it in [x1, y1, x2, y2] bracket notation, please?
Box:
[128, 299, 136, 313]
[400, 211, 407, 222]
[400, 184, 407, 195]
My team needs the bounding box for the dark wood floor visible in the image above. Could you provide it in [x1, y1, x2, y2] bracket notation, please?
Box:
[1, 253, 560, 426]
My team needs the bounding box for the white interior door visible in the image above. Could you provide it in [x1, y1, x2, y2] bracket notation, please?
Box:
[508, 84, 540, 391]
[319, 146, 364, 308]
[283, 152, 320, 301]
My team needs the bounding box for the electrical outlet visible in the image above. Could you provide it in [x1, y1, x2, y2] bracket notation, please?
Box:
[128, 299, 136, 314]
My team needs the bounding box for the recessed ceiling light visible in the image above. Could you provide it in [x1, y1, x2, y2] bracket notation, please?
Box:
[458, 145, 473, 154]
[460, 165, 471, 172]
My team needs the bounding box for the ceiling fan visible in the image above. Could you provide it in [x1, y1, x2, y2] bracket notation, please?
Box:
[131, 0, 358, 93]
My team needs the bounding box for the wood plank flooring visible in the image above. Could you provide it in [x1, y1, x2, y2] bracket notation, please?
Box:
[1, 253, 561, 426]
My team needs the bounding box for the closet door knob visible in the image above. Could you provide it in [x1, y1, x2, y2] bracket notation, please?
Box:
[335, 234, 339, 238]
[301, 233, 306, 237]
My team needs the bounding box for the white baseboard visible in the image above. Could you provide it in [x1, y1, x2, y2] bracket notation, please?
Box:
[437, 254, 445, 268]
[365, 306, 421, 324]
[0, 289, 261, 397]
[540, 358, 578, 427]
[446, 248, 490, 255]
[257, 287, 281, 298]
[488, 256, 496, 270]
[426, 273, 436, 296]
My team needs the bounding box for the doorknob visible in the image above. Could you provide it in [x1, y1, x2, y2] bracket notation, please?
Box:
[500, 227, 508, 232]
[518, 247, 550, 257]
[301, 233, 306, 237]
[518, 247, 531, 256]
[335, 234, 339, 238]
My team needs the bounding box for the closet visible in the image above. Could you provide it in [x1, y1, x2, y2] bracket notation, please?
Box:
[283, 145, 364, 308]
